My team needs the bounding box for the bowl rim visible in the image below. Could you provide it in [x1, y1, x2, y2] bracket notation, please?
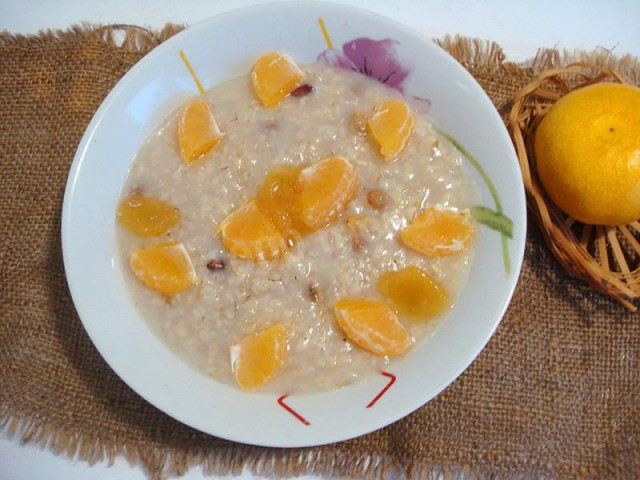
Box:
[62, 0, 527, 447]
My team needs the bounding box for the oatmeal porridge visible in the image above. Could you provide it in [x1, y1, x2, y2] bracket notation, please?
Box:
[117, 53, 477, 393]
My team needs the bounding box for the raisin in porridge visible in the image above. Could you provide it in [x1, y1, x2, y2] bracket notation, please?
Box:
[117, 53, 477, 393]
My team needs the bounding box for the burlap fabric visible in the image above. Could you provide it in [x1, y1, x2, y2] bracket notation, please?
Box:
[1, 26, 638, 480]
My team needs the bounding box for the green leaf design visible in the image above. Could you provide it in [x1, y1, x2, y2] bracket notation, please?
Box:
[435, 127, 513, 274]
[471, 206, 514, 238]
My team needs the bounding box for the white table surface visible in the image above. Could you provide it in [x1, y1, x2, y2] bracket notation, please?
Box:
[1, 1, 639, 479]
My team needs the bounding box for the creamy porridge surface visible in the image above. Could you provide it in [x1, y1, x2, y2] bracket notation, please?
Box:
[118, 63, 476, 393]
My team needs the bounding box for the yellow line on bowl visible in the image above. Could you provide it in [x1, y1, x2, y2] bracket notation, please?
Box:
[318, 17, 333, 50]
[179, 50, 205, 95]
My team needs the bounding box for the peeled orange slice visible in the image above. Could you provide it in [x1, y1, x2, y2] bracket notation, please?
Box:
[297, 156, 357, 231]
[178, 100, 223, 164]
[368, 98, 414, 161]
[378, 266, 451, 319]
[255, 165, 307, 239]
[401, 207, 474, 256]
[220, 200, 287, 261]
[231, 324, 287, 390]
[129, 242, 197, 295]
[117, 193, 180, 237]
[251, 52, 305, 107]
[334, 299, 410, 356]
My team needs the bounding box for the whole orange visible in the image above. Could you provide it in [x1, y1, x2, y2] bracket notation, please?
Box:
[534, 82, 640, 225]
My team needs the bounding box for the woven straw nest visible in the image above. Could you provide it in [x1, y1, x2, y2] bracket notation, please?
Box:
[510, 63, 640, 311]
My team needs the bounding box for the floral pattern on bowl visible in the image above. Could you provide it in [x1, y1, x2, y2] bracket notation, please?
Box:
[318, 36, 431, 113]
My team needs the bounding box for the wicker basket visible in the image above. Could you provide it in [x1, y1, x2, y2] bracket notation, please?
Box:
[509, 63, 640, 311]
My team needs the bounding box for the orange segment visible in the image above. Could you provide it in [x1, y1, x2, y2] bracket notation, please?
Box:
[251, 52, 305, 107]
[378, 266, 451, 320]
[231, 324, 287, 390]
[401, 207, 474, 256]
[255, 165, 308, 241]
[368, 99, 414, 161]
[178, 100, 223, 164]
[297, 156, 357, 231]
[129, 242, 197, 295]
[117, 193, 180, 237]
[334, 299, 410, 356]
[220, 200, 287, 261]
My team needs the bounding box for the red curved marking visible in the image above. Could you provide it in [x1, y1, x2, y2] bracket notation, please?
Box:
[366, 371, 396, 408]
[277, 395, 310, 425]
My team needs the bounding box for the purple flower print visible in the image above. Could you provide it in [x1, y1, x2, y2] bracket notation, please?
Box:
[318, 37, 408, 88]
[318, 37, 430, 112]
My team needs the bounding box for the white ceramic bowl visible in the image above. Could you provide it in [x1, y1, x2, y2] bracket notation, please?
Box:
[62, 1, 526, 447]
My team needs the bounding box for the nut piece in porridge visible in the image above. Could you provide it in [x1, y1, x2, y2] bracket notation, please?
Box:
[345, 214, 371, 234]
[368, 98, 414, 161]
[220, 199, 287, 261]
[251, 52, 305, 107]
[401, 207, 474, 256]
[129, 242, 198, 295]
[379, 266, 451, 320]
[117, 193, 180, 237]
[231, 324, 288, 390]
[334, 299, 411, 356]
[366, 188, 389, 210]
[296, 156, 357, 231]
[178, 100, 223, 163]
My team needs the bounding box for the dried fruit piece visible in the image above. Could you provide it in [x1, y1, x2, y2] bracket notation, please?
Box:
[220, 200, 287, 261]
[129, 242, 197, 295]
[117, 193, 180, 237]
[178, 100, 224, 163]
[378, 266, 451, 319]
[206, 258, 226, 270]
[290, 83, 313, 97]
[251, 52, 305, 107]
[230, 324, 287, 390]
[297, 156, 357, 231]
[401, 207, 474, 256]
[368, 99, 414, 161]
[334, 299, 410, 356]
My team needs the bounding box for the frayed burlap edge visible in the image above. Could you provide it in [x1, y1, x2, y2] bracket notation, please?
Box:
[2, 24, 638, 480]
[3, 26, 638, 82]
[0, 22, 184, 51]
[1, 407, 541, 480]
[437, 34, 640, 84]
